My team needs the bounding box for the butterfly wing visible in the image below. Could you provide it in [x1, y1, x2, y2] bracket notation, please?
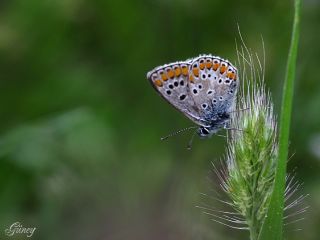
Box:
[147, 60, 207, 126]
[187, 55, 239, 123]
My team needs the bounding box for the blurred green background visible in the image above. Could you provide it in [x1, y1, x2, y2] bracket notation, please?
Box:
[0, 0, 319, 239]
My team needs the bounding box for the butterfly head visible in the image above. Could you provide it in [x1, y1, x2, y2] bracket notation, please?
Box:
[197, 126, 220, 138]
[197, 113, 230, 138]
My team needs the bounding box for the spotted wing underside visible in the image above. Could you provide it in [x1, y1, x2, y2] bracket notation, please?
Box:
[147, 55, 239, 127]
[147, 61, 205, 126]
[187, 55, 239, 122]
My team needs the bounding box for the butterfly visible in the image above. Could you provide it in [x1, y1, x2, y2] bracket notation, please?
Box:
[147, 54, 239, 143]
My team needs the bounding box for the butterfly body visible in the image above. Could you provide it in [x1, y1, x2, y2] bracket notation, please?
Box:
[147, 55, 238, 138]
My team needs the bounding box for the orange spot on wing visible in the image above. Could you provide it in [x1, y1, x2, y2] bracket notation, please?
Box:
[189, 74, 194, 83]
[160, 72, 168, 81]
[206, 61, 213, 69]
[174, 67, 181, 77]
[199, 62, 205, 70]
[227, 72, 235, 79]
[233, 73, 237, 81]
[154, 79, 163, 87]
[167, 69, 175, 79]
[213, 63, 220, 71]
[192, 67, 199, 77]
[181, 66, 188, 76]
[220, 65, 227, 74]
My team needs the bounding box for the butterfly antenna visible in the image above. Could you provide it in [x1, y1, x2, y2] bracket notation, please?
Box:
[216, 134, 227, 138]
[225, 127, 244, 131]
[161, 126, 198, 141]
[187, 130, 197, 150]
[228, 107, 250, 114]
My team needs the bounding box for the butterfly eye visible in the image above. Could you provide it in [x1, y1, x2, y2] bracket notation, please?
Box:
[201, 127, 209, 135]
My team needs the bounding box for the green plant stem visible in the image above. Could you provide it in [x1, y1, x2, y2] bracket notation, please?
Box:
[249, 155, 261, 240]
[258, 0, 301, 239]
[249, 219, 259, 240]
